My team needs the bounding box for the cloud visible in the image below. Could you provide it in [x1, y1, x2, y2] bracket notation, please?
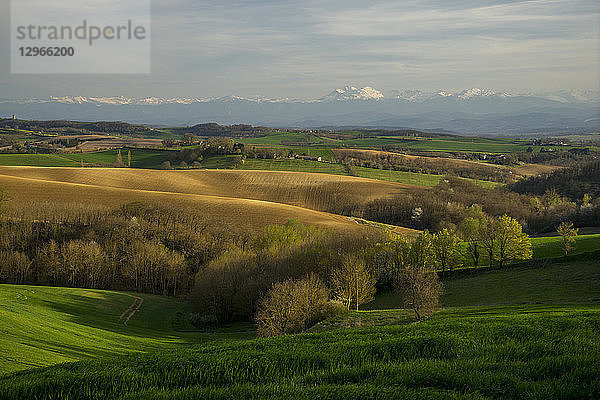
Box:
[0, 0, 598, 98]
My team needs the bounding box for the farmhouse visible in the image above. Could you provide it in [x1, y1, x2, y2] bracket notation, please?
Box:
[296, 155, 322, 162]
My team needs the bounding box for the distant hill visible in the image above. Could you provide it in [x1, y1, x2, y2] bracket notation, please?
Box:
[174, 123, 275, 137]
[0, 119, 155, 135]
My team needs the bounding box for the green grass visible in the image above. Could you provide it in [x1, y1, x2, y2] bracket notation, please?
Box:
[237, 131, 318, 146]
[0, 150, 173, 169]
[239, 158, 348, 175]
[199, 154, 242, 168]
[236, 131, 593, 154]
[366, 260, 600, 310]
[455, 233, 600, 268]
[0, 285, 254, 375]
[0, 154, 80, 167]
[531, 233, 600, 259]
[1, 305, 598, 399]
[63, 149, 173, 168]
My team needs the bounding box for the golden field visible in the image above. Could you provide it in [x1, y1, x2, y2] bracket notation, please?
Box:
[1, 166, 415, 233]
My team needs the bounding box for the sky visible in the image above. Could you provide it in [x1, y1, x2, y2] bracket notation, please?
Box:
[0, 0, 599, 99]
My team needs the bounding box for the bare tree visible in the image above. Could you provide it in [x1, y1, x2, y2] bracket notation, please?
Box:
[392, 232, 443, 320]
[397, 268, 442, 320]
[330, 255, 376, 311]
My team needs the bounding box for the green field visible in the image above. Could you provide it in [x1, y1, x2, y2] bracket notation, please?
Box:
[0, 150, 173, 169]
[0, 285, 253, 375]
[531, 233, 600, 259]
[1, 246, 599, 399]
[239, 158, 348, 175]
[0, 154, 79, 167]
[1, 304, 598, 399]
[456, 233, 600, 268]
[367, 260, 600, 310]
[237, 132, 579, 154]
[63, 149, 173, 168]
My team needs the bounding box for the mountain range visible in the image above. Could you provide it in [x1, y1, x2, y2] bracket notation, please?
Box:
[1, 87, 598, 135]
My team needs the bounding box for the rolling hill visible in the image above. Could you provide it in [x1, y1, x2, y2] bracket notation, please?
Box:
[0, 284, 253, 375]
[0, 166, 411, 210]
[0, 166, 416, 234]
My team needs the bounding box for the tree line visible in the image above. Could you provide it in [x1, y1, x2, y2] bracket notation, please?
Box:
[509, 160, 600, 201]
[190, 215, 534, 335]
[333, 149, 514, 183]
[354, 177, 600, 234]
[0, 202, 242, 296]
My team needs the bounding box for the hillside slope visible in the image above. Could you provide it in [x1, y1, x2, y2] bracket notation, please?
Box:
[0, 285, 253, 374]
[0, 166, 410, 211]
[0, 172, 370, 233]
[1, 305, 598, 399]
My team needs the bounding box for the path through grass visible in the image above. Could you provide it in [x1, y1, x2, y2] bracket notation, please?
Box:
[0, 285, 254, 374]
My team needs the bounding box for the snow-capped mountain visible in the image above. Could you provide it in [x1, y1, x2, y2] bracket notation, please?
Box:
[9, 87, 596, 106]
[321, 86, 384, 101]
[1, 87, 598, 134]
[387, 88, 512, 102]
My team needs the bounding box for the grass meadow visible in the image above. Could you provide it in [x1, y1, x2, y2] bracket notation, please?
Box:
[237, 132, 577, 153]
[0, 285, 254, 375]
[0, 304, 597, 399]
[367, 259, 600, 310]
[530, 233, 600, 259]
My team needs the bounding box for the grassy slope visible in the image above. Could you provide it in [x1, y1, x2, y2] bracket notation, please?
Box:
[1, 305, 598, 399]
[367, 233, 600, 311]
[0, 285, 253, 374]
[62, 149, 172, 168]
[1, 255, 598, 397]
[455, 234, 600, 268]
[367, 260, 600, 310]
[531, 233, 600, 259]
[0, 150, 173, 169]
[0, 154, 79, 167]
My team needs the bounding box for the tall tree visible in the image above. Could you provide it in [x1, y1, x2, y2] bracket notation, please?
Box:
[458, 206, 487, 267]
[391, 232, 442, 320]
[432, 228, 462, 271]
[557, 221, 578, 256]
[114, 150, 124, 167]
[330, 255, 376, 311]
[494, 215, 533, 268]
[127, 150, 132, 167]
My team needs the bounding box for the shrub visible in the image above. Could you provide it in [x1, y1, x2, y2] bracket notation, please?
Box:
[256, 274, 329, 337]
